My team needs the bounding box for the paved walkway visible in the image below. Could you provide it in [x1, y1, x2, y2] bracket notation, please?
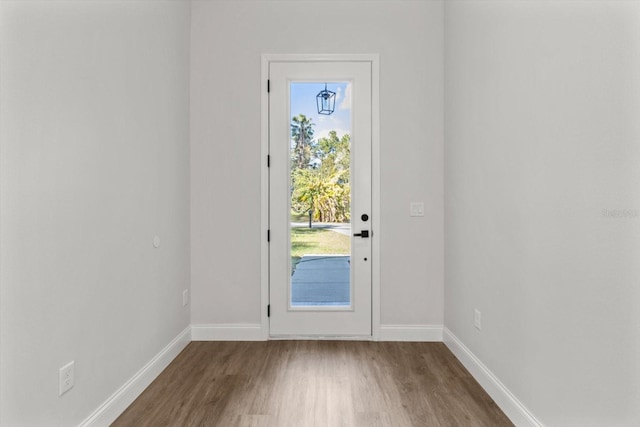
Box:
[291, 255, 350, 306]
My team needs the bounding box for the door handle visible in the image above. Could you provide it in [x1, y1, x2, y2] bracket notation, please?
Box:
[353, 230, 370, 238]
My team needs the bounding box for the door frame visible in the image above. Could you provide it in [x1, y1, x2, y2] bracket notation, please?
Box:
[260, 53, 380, 340]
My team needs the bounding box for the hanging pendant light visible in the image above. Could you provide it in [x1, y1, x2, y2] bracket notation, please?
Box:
[316, 83, 336, 115]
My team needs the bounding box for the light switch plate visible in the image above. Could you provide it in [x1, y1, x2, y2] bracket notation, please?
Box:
[410, 202, 425, 217]
[474, 309, 482, 330]
[59, 361, 75, 396]
[183, 289, 189, 307]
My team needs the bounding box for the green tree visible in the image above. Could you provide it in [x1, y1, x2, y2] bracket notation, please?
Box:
[290, 111, 351, 223]
[291, 114, 315, 170]
[291, 167, 350, 223]
[291, 130, 351, 222]
[315, 131, 350, 182]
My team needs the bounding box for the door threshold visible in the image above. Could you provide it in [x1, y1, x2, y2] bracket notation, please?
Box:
[269, 335, 373, 341]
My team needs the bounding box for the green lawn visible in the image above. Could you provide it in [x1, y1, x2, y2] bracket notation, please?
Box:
[290, 227, 350, 273]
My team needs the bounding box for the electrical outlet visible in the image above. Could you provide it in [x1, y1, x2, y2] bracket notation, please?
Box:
[59, 361, 75, 396]
[410, 202, 425, 217]
[183, 289, 189, 307]
[474, 309, 482, 330]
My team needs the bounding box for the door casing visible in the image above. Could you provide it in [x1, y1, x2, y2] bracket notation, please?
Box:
[260, 54, 380, 340]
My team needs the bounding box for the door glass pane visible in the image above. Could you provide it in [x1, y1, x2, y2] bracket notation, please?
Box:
[289, 82, 352, 307]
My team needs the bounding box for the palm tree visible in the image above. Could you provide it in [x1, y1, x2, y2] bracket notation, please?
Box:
[292, 167, 350, 223]
[291, 114, 315, 170]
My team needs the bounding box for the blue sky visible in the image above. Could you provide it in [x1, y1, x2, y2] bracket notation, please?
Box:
[290, 82, 352, 142]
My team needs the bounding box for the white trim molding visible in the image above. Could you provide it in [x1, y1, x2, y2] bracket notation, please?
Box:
[191, 323, 265, 341]
[79, 326, 191, 427]
[260, 55, 270, 341]
[370, 55, 381, 341]
[379, 324, 443, 342]
[443, 328, 543, 427]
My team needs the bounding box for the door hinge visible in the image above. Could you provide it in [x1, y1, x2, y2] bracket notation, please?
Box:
[267, 229, 270, 242]
[267, 304, 270, 317]
[267, 154, 270, 167]
[267, 80, 270, 93]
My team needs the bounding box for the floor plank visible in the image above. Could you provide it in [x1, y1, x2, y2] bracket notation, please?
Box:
[112, 341, 513, 427]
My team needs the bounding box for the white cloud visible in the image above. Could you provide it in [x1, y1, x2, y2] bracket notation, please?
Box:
[339, 83, 352, 110]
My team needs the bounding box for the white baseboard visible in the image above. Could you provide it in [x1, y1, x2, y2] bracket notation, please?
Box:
[443, 328, 543, 427]
[378, 324, 443, 341]
[191, 323, 441, 342]
[191, 323, 265, 341]
[79, 326, 191, 427]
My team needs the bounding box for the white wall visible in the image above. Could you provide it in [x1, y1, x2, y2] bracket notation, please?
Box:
[190, 0, 444, 328]
[0, 1, 191, 425]
[445, 1, 640, 425]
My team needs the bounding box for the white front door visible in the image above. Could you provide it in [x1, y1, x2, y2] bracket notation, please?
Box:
[269, 60, 372, 337]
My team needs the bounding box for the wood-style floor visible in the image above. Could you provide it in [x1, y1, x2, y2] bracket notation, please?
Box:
[113, 341, 513, 427]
